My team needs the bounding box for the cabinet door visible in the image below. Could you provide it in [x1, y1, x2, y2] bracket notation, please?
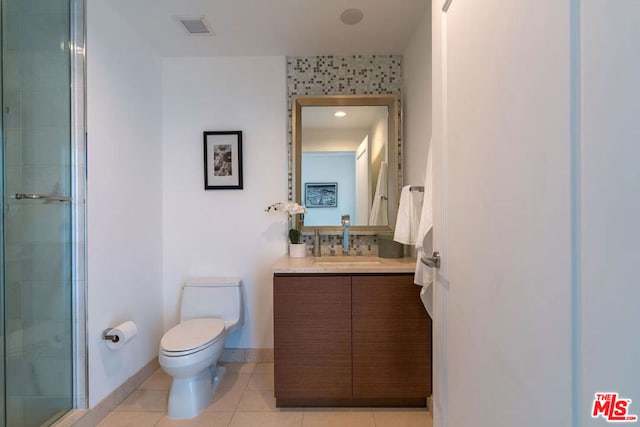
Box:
[274, 275, 352, 399]
[352, 275, 431, 398]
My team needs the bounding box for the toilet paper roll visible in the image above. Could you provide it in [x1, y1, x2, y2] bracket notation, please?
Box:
[105, 321, 138, 350]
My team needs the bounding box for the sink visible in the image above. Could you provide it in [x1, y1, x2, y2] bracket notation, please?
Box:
[314, 256, 382, 265]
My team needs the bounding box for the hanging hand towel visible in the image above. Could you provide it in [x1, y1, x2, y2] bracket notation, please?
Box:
[393, 185, 424, 245]
[369, 162, 388, 225]
[414, 143, 434, 317]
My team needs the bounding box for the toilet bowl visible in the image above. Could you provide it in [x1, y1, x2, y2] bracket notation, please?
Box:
[158, 278, 243, 419]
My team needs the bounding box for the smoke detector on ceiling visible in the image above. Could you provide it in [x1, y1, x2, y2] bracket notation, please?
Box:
[340, 8, 364, 25]
[177, 16, 213, 35]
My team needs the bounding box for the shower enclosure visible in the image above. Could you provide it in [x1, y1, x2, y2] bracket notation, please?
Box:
[0, 0, 86, 425]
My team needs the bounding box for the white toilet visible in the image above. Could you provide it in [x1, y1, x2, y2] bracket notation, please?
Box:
[158, 277, 243, 419]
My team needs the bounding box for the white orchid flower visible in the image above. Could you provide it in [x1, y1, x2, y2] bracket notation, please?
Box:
[265, 201, 307, 215]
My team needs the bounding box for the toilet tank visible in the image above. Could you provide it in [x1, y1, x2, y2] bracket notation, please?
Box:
[180, 277, 243, 332]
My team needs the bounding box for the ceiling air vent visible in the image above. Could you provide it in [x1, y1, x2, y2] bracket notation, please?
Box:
[178, 17, 212, 35]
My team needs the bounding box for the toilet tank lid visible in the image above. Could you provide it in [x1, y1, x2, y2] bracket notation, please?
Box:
[184, 277, 242, 287]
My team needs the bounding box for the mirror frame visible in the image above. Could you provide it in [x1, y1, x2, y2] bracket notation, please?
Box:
[292, 94, 399, 234]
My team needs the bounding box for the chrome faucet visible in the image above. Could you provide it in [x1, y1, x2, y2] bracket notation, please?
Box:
[341, 214, 351, 255]
[314, 229, 321, 257]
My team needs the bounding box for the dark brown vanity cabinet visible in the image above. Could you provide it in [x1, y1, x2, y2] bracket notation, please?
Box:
[273, 273, 432, 407]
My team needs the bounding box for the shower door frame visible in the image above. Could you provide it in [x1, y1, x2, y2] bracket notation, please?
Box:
[70, 0, 88, 412]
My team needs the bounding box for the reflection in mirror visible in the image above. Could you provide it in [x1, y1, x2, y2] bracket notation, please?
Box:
[293, 95, 399, 233]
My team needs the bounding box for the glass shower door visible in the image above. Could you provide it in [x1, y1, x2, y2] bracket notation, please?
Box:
[2, 0, 74, 425]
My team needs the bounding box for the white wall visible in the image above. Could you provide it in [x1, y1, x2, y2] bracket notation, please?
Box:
[302, 128, 366, 152]
[162, 57, 287, 349]
[403, 5, 432, 187]
[86, 0, 164, 407]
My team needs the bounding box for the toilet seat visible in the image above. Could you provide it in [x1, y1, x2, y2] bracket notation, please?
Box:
[161, 318, 225, 357]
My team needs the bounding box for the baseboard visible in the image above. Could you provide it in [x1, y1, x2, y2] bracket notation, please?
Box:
[52, 358, 159, 427]
[220, 348, 274, 363]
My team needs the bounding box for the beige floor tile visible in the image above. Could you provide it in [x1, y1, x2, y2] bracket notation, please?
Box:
[204, 388, 245, 413]
[220, 363, 256, 375]
[246, 373, 274, 391]
[140, 369, 173, 391]
[302, 411, 375, 427]
[252, 363, 274, 374]
[115, 389, 169, 412]
[97, 411, 163, 427]
[372, 410, 433, 427]
[235, 390, 277, 412]
[156, 411, 233, 427]
[219, 374, 252, 394]
[229, 412, 303, 427]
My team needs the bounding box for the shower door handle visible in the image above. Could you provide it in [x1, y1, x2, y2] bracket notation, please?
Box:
[13, 193, 72, 202]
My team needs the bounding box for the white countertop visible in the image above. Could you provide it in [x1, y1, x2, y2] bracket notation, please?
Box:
[272, 255, 417, 274]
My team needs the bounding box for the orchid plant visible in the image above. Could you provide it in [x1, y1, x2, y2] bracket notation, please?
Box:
[265, 201, 307, 244]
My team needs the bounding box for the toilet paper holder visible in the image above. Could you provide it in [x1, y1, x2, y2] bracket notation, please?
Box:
[102, 328, 120, 343]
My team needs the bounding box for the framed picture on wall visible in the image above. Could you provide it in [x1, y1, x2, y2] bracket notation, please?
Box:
[203, 131, 243, 190]
[305, 182, 338, 208]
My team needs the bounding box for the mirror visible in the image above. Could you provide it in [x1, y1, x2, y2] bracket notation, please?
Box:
[293, 95, 399, 233]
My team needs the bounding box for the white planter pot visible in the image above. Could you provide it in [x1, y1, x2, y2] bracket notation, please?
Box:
[289, 243, 307, 258]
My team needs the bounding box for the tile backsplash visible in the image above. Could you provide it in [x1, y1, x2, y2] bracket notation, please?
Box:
[299, 234, 378, 257]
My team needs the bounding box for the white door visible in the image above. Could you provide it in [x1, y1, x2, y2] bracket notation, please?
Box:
[355, 136, 370, 225]
[432, 1, 574, 426]
[580, 2, 640, 425]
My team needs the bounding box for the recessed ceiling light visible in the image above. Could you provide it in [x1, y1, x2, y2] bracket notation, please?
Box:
[334, 111, 347, 118]
[340, 8, 364, 25]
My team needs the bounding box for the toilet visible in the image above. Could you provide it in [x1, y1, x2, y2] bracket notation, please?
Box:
[158, 277, 243, 419]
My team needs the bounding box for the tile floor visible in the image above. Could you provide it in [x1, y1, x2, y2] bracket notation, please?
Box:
[97, 362, 433, 427]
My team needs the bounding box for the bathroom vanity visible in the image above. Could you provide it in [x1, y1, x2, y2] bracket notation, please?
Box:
[272, 256, 431, 407]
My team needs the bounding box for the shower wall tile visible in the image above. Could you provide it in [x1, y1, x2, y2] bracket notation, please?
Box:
[22, 357, 72, 397]
[22, 88, 70, 129]
[22, 50, 70, 90]
[6, 396, 24, 426]
[5, 279, 23, 320]
[20, 319, 71, 359]
[21, 0, 69, 15]
[23, 397, 70, 425]
[6, 355, 24, 396]
[21, 242, 71, 281]
[5, 205, 24, 243]
[3, 51, 22, 91]
[3, 11, 22, 50]
[22, 281, 71, 321]
[21, 13, 69, 51]
[3, 89, 22, 129]
[22, 127, 71, 167]
[22, 165, 71, 195]
[4, 129, 22, 167]
[19, 204, 70, 243]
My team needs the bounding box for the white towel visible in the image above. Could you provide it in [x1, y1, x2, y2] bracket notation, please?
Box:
[393, 185, 424, 245]
[369, 162, 388, 225]
[414, 143, 434, 318]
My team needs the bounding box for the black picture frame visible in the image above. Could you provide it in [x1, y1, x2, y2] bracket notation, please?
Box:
[203, 131, 243, 190]
[305, 182, 338, 208]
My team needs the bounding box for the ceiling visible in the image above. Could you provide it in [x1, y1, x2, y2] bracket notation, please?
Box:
[107, 0, 428, 57]
[302, 106, 388, 130]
